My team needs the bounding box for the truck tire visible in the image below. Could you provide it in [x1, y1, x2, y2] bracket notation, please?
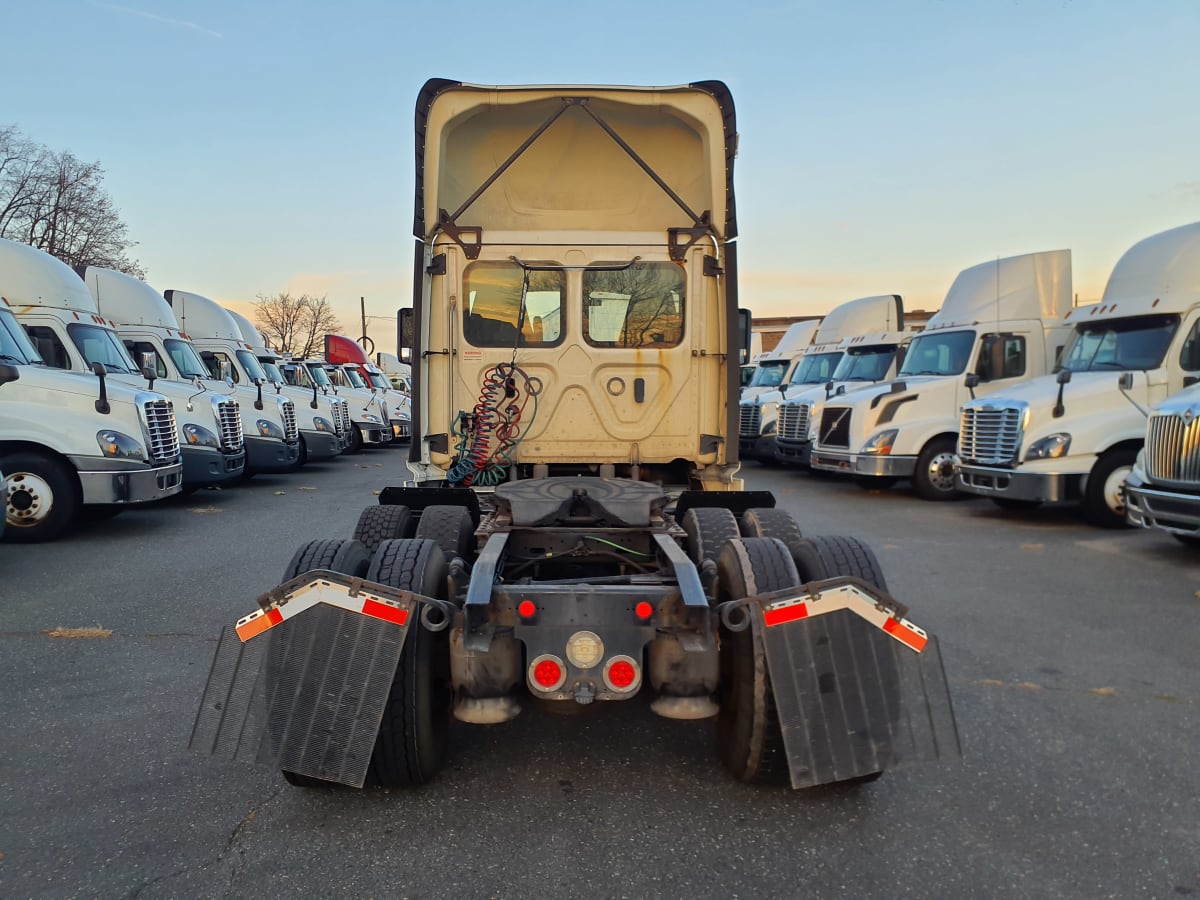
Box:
[353, 504, 413, 555]
[1081, 448, 1137, 529]
[2, 452, 81, 543]
[682, 507, 740, 565]
[739, 508, 815, 576]
[413, 505, 476, 563]
[276, 538, 372, 788]
[346, 425, 364, 454]
[803, 533, 894, 784]
[715, 537, 801, 785]
[912, 437, 961, 501]
[366, 538, 452, 788]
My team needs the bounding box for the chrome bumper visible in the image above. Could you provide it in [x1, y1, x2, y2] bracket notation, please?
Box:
[74, 460, 183, 504]
[956, 463, 1081, 503]
[1124, 476, 1200, 536]
[810, 449, 916, 478]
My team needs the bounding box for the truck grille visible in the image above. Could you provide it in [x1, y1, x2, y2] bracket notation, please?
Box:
[818, 407, 851, 449]
[217, 399, 244, 452]
[779, 402, 810, 441]
[279, 398, 299, 442]
[1144, 411, 1200, 486]
[142, 399, 181, 463]
[333, 399, 351, 437]
[959, 405, 1023, 465]
[739, 405, 760, 437]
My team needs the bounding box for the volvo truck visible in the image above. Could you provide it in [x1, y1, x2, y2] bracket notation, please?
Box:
[1, 279, 181, 542]
[958, 221, 1200, 527]
[192, 80, 957, 793]
[2, 239, 243, 491]
[809, 250, 1074, 500]
[739, 294, 904, 462]
[166, 291, 350, 464]
[79, 267, 302, 476]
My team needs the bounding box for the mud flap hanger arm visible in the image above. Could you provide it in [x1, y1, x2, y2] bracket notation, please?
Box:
[433, 97, 716, 261]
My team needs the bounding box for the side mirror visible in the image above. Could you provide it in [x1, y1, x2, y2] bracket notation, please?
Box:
[398, 308, 415, 364]
[1117, 372, 1134, 391]
[1053, 368, 1072, 418]
[140, 351, 157, 373]
[737, 308, 753, 364]
[0, 362, 20, 386]
[964, 372, 980, 401]
[91, 361, 111, 414]
[1056, 369, 1072, 385]
[141, 366, 157, 390]
[218, 359, 234, 383]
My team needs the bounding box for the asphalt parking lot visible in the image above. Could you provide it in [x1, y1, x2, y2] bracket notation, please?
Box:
[1, 453, 1197, 899]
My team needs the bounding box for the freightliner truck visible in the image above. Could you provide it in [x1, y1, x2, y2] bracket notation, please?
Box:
[324, 333, 412, 442]
[810, 250, 1074, 499]
[0, 249, 182, 542]
[192, 80, 957, 791]
[79, 267, 303, 476]
[957, 221, 1200, 527]
[165, 290, 351, 464]
[3, 239, 245, 491]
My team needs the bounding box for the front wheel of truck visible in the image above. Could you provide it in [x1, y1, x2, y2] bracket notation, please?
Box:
[715, 537, 801, 785]
[366, 538, 452, 788]
[2, 452, 81, 543]
[1082, 448, 1137, 529]
[912, 437, 961, 501]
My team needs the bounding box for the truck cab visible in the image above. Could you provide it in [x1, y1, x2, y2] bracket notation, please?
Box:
[740, 320, 819, 405]
[1126, 380, 1200, 543]
[79, 267, 302, 475]
[325, 334, 412, 441]
[290, 357, 390, 452]
[1, 278, 182, 542]
[809, 250, 1074, 500]
[958, 221, 1200, 526]
[740, 294, 904, 463]
[1, 239, 242, 491]
[165, 290, 350, 463]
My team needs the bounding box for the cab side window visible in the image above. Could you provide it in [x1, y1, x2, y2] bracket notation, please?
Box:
[1178, 319, 1200, 374]
[22, 325, 71, 370]
[977, 333, 1026, 381]
[123, 340, 168, 378]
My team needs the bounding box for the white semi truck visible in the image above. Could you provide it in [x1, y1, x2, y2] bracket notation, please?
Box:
[79, 267, 303, 476]
[774, 328, 912, 466]
[325, 334, 412, 442]
[739, 294, 904, 462]
[1125, 381, 1200, 544]
[1, 239, 244, 492]
[1, 285, 182, 542]
[958, 221, 1200, 527]
[286, 357, 391, 452]
[740, 319, 819, 403]
[809, 249, 1075, 499]
[165, 291, 350, 463]
[191, 80, 957, 793]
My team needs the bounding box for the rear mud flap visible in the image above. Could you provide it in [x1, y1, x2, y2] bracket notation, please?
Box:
[749, 580, 960, 789]
[189, 573, 423, 788]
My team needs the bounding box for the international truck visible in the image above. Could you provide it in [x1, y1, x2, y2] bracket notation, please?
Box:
[774, 328, 912, 466]
[165, 291, 351, 464]
[192, 80, 957, 792]
[740, 319, 819, 403]
[79, 267, 303, 476]
[958, 221, 1200, 527]
[1, 268, 182, 542]
[2, 239, 244, 491]
[324, 333, 412, 442]
[809, 249, 1074, 500]
[739, 294, 904, 462]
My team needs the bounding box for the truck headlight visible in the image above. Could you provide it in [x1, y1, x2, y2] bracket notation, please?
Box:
[1025, 433, 1071, 461]
[96, 431, 146, 461]
[256, 419, 285, 439]
[361, 413, 382, 424]
[183, 424, 220, 448]
[313, 416, 334, 432]
[860, 429, 898, 455]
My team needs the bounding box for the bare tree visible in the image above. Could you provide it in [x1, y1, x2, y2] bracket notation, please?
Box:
[253, 292, 342, 358]
[0, 125, 144, 276]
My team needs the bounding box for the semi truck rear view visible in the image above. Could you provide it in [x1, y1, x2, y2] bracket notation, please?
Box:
[192, 80, 958, 791]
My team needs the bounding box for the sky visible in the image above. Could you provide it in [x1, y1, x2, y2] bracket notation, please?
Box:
[2, 0, 1198, 350]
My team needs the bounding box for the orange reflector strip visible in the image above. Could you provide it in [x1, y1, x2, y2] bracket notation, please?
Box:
[883, 617, 928, 652]
[361, 598, 408, 627]
[236, 607, 283, 642]
[763, 602, 808, 627]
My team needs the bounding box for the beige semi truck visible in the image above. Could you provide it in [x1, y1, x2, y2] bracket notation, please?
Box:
[193, 80, 957, 792]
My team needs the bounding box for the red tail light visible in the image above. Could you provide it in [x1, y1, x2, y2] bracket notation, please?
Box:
[517, 600, 537, 620]
[603, 655, 640, 693]
[529, 654, 566, 692]
[634, 601, 653, 621]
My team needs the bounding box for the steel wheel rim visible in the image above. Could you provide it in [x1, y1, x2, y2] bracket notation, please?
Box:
[927, 452, 957, 493]
[1103, 465, 1131, 515]
[6, 471, 53, 527]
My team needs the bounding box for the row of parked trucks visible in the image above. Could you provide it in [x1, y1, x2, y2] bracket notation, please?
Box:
[0, 237, 412, 542]
[738, 219, 1200, 538]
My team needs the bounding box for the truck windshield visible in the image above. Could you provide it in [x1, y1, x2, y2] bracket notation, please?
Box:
[282, 363, 310, 387]
[898, 330, 976, 377]
[66, 323, 138, 374]
[832, 344, 897, 382]
[258, 359, 285, 383]
[236, 350, 269, 382]
[789, 351, 844, 385]
[1058, 314, 1180, 373]
[306, 364, 332, 387]
[163, 338, 211, 378]
[749, 360, 789, 387]
[367, 372, 389, 390]
[343, 368, 367, 388]
[0, 309, 42, 364]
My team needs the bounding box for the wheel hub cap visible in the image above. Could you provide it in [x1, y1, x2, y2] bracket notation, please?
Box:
[6, 472, 52, 526]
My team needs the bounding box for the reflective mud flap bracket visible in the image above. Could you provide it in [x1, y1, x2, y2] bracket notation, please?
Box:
[721, 576, 961, 789]
[189, 570, 450, 788]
